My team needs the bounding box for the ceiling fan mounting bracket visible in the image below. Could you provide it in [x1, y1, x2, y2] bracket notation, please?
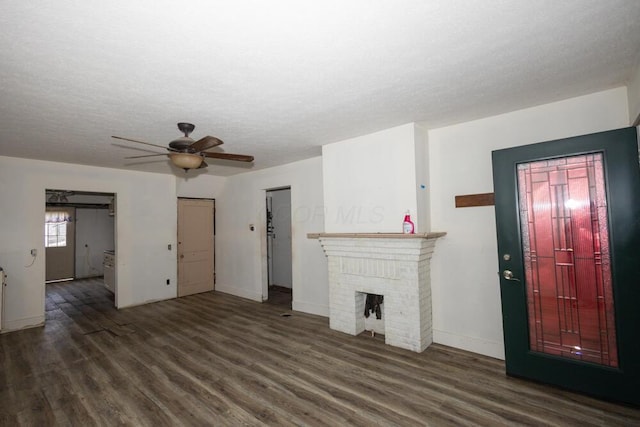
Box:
[171, 123, 197, 151]
[177, 122, 195, 137]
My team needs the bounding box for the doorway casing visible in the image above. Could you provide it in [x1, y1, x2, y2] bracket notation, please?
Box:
[43, 189, 117, 310]
[262, 186, 292, 304]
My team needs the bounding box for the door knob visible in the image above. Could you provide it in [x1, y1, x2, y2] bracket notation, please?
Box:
[180, 254, 184, 259]
[502, 269, 520, 282]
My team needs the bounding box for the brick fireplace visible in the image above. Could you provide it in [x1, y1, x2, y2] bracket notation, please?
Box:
[313, 232, 445, 353]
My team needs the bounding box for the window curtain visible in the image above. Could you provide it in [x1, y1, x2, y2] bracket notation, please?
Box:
[45, 211, 71, 223]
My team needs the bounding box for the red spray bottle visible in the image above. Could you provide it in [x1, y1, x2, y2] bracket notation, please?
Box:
[402, 211, 415, 234]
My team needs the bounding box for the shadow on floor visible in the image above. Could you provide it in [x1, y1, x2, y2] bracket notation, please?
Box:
[266, 285, 292, 309]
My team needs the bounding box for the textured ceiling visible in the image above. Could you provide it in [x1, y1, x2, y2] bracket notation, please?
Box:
[1, 1, 639, 176]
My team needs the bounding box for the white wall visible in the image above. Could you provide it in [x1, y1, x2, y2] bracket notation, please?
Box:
[0, 156, 178, 331]
[427, 87, 629, 359]
[215, 157, 328, 316]
[628, 63, 640, 124]
[322, 123, 426, 233]
[176, 174, 226, 198]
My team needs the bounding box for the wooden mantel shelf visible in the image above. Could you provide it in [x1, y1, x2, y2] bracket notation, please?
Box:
[307, 232, 446, 239]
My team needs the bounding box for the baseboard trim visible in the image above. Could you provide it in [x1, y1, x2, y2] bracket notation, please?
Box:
[433, 329, 505, 360]
[292, 300, 329, 317]
[1, 315, 45, 333]
[215, 284, 262, 302]
[118, 296, 175, 310]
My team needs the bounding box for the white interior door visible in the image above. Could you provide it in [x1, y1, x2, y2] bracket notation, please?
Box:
[177, 198, 215, 297]
[45, 207, 75, 282]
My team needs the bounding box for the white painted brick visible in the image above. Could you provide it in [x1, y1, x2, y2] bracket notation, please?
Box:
[320, 235, 443, 353]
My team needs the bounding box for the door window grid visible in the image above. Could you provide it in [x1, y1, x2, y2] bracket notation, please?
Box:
[517, 153, 618, 367]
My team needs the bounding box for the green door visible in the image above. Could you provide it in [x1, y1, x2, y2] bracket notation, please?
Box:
[492, 127, 640, 406]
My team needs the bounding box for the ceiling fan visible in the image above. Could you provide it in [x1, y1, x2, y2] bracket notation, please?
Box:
[46, 190, 74, 203]
[112, 123, 254, 171]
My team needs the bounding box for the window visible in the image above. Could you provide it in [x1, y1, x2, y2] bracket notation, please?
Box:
[45, 211, 70, 248]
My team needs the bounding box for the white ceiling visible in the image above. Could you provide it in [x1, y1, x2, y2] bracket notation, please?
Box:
[1, 1, 639, 176]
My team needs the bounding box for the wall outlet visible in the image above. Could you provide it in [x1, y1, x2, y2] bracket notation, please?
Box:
[30, 249, 37, 257]
[166, 279, 170, 285]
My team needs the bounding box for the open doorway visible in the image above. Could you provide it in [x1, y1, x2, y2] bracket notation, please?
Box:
[44, 190, 116, 305]
[266, 187, 292, 308]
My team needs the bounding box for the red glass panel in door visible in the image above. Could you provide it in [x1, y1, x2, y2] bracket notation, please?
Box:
[517, 153, 617, 367]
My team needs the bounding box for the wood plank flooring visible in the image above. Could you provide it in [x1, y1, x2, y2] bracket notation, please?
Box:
[266, 285, 292, 308]
[1, 278, 639, 426]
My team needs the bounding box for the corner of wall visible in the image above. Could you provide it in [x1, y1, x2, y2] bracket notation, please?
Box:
[214, 156, 328, 316]
[293, 300, 329, 317]
[433, 329, 505, 360]
[627, 61, 640, 125]
[215, 283, 263, 302]
[322, 123, 421, 233]
[1, 315, 45, 333]
[413, 123, 431, 232]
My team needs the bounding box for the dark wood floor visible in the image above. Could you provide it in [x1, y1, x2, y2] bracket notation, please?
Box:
[266, 285, 292, 308]
[1, 279, 639, 426]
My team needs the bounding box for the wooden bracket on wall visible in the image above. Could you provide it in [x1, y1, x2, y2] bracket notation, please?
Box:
[455, 192, 495, 208]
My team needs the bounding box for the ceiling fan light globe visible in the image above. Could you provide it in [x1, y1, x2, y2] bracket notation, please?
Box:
[169, 153, 203, 170]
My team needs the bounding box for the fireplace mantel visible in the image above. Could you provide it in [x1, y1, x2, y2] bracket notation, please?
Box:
[307, 232, 446, 239]
[312, 231, 446, 352]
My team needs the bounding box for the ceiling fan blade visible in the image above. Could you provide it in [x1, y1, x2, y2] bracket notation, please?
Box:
[112, 135, 171, 150]
[203, 152, 254, 162]
[197, 159, 208, 169]
[124, 153, 169, 159]
[190, 135, 223, 152]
